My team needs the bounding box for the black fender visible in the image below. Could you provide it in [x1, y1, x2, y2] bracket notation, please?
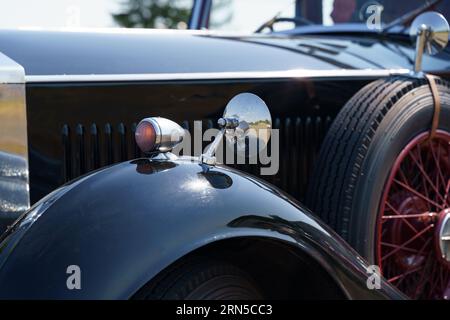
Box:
[0, 157, 404, 299]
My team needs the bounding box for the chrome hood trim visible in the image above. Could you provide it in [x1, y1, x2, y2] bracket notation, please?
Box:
[25, 68, 410, 83]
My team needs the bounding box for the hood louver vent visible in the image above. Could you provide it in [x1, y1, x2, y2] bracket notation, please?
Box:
[61, 116, 332, 201]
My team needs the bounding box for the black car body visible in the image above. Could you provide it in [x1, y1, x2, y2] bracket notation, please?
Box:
[1, 28, 449, 216]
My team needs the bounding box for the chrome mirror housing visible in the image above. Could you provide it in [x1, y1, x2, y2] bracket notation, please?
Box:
[410, 12, 449, 74]
[201, 93, 272, 165]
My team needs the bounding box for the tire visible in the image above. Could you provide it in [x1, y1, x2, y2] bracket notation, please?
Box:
[306, 76, 450, 299]
[133, 257, 264, 300]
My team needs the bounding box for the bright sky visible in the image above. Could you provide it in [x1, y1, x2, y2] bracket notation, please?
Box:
[210, 0, 294, 32]
[0, 0, 334, 30]
[0, 0, 122, 29]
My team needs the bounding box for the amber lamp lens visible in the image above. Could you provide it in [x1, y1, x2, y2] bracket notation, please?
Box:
[135, 121, 157, 152]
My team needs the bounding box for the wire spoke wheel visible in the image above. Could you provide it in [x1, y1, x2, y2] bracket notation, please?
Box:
[306, 76, 450, 299]
[377, 131, 450, 299]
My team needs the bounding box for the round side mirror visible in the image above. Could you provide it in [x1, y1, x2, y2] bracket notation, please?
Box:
[222, 93, 272, 158]
[410, 11, 449, 55]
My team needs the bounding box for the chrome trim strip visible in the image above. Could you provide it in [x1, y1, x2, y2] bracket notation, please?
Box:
[25, 69, 410, 83]
[0, 52, 25, 84]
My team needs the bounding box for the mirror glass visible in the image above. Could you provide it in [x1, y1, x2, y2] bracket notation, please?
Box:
[222, 93, 272, 158]
[410, 11, 449, 55]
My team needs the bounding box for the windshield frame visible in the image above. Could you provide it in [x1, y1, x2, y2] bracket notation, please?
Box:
[189, 0, 450, 36]
[189, 0, 211, 29]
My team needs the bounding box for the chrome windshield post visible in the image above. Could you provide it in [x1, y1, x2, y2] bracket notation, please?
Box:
[188, 0, 211, 30]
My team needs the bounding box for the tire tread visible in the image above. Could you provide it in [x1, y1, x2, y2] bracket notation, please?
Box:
[306, 76, 432, 240]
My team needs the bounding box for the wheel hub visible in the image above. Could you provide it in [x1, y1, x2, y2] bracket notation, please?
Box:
[436, 209, 450, 265]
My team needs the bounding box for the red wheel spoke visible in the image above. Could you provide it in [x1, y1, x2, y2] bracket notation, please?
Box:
[430, 140, 447, 193]
[413, 145, 432, 212]
[408, 150, 446, 204]
[388, 266, 423, 283]
[381, 224, 434, 261]
[384, 202, 428, 241]
[382, 212, 438, 220]
[398, 164, 430, 215]
[394, 179, 444, 210]
[398, 166, 410, 186]
[378, 132, 450, 299]
[445, 180, 450, 207]
[426, 255, 439, 299]
[413, 246, 434, 298]
[429, 264, 443, 298]
[387, 237, 432, 290]
[381, 242, 420, 254]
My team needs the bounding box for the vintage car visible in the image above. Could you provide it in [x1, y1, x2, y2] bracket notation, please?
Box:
[0, 0, 449, 299]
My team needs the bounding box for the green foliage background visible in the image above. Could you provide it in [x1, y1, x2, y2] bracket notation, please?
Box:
[113, 0, 232, 29]
[113, 0, 192, 28]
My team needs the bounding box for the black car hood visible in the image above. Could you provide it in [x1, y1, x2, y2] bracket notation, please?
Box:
[0, 158, 405, 299]
[0, 29, 448, 77]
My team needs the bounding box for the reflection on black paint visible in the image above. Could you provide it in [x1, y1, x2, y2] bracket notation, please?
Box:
[228, 214, 298, 237]
[198, 170, 233, 189]
[132, 158, 177, 175]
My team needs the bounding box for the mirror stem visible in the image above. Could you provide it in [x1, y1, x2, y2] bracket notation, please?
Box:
[200, 117, 239, 166]
[414, 24, 430, 74]
[200, 129, 224, 166]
